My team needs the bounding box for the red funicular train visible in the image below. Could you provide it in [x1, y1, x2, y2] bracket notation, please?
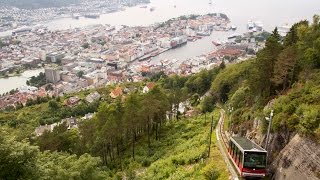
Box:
[228, 137, 267, 178]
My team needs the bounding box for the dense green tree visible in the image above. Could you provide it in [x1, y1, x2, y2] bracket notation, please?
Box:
[201, 95, 216, 113]
[27, 72, 46, 88]
[124, 93, 142, 159]
[38, 152, 108, 180]
[229, 85, 250, 109]
[0, 130, 39, 180]
[77, 71, 84, 78]
[82, 42, 90, 49]
[249, 28, 282, 98]
[272, 46, 298, 92]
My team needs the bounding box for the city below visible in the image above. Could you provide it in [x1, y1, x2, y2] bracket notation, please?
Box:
[0, 11, 278, 110]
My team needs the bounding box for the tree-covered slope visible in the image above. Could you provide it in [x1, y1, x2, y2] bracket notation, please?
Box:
[206, 15, 320, 141]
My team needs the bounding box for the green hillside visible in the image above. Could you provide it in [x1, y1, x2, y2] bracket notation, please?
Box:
[207, 15, 320, 141]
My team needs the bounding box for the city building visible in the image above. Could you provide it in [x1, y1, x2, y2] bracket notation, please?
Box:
[45, 67, 61, 84]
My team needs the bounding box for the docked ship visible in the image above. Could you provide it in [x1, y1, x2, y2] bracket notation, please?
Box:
[247, 20, 264, 32]
[228, 33, 241, 39]
[170, 36, 188, 48]
[197, 30, 211, 36]
[72, 13, 81, 19]
[231, 25, 237, 31]
[254, 21, 264, 31]
[212, 40, 222, 46]
[12, 26, 32, 35]
[247, 20, 255, 30]
[84, 14, 100, 19]
[150, 7, 155, 12]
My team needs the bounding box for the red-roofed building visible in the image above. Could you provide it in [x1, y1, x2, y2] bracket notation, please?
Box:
[143, 82, 155, 93]
[110, 87, 123, 98]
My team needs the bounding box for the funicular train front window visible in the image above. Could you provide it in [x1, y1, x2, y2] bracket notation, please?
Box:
[243, 152, 266, 169]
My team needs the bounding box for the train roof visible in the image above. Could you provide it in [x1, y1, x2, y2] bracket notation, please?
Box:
[231, 137, 267, 152]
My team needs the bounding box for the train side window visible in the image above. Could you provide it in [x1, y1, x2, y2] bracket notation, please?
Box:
[236, 149, 239, 164]
[239, 151, 243, 166]
[231, 142, 234, 155]
[235, 145, 238, 159]
[232, 143, 236, 157]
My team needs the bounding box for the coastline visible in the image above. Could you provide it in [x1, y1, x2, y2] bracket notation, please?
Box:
[0, 2, 151, 36]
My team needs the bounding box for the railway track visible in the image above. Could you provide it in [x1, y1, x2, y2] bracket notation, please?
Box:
[215, 109, 239, 180]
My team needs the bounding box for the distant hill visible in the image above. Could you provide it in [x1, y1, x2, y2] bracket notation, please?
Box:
[0, 0, 80, 9]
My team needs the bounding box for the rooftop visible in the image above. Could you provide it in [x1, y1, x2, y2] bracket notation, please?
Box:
[231, 137, 266, 152]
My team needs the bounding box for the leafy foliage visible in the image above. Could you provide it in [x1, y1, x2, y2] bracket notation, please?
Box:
[0, 129, 109, 180]
[26, 72, 46, 88]
[0, 130, 39, 180]
[207, 15, 320, 140]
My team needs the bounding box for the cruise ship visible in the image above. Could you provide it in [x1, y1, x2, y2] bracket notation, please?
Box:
[170, 36, 188, 48]
[278, 24, 291, 37]
[247, 20, 255, 31]
[254, 21, 264, 31]
[247, 20, 264, 32]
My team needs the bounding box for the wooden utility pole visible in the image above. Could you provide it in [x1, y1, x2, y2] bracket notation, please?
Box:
[208, 116, 214, 157]
[205, 113, 206, 124]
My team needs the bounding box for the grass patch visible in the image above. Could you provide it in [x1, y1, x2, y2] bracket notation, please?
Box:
[116, 109, 229, 179]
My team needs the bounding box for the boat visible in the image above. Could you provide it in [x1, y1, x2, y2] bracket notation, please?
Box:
[84, 14, 100, 19]
[140, 6, 147, 8]
[254, 21, 264, 31]
[72, 14, 80, 19]
[161, 59, 170, 66]
[105, 7, 118, 13]
[212, 40, 222, 46]
[228, 33, 240, 39]
[247, 20, 254, 30]
[247, 20, 264, 32]
[12, 26, 32, 35]
[231, 25, 237, 31]
[171, 36, 188, 48]
[197, 31, 211, 36]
